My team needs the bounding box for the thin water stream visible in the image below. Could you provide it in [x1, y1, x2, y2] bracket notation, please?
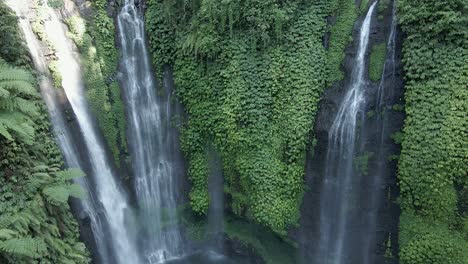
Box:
[315, 3, 377, 264]
[362, 1, 398, 262]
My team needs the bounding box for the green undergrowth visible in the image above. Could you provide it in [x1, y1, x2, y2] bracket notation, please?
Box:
[146, 0, 340, 234]
[326, 0, 359, 84]
[397, 0, 468, 263]
[369, 42, 386, 81]
[64, 0, 127, 164]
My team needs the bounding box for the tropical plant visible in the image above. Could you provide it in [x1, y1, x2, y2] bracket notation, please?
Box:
[0, 65, 39, 144]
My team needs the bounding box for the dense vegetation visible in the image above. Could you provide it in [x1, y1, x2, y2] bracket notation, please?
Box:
[145, 0, 355, 233]
[0, 2, 89, 263]
[397, 0, 468, 263]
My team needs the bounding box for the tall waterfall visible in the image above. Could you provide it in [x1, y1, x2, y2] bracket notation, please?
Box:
[362, 1, 398, 263]
[5, 0, 113, 262]
[315, 3, 377, 264]
[35, 3, 141, 264]
[117, 1, 183, 263]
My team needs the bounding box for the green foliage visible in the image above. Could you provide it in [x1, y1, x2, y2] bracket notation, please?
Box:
[48, 0, 64, 9]
[354, 151, 374, 175]
[0, 237, 47, 258]
[0, 67, 90, 262]
[399, 212, 468, 264]
[397, 0, 468, 262]
[48, 60, 62, 88]
[64, 4, 128, 164]
[360, 0, 370, 13]
[326, 0, 359, 84]
[0, 65, 39, 144]
[0, 2, 27, 66]
[147, 0, 333, 233]
[378, 0, 391, 14]
[187, 151, 209, 214]
[369, 42, 386, 81]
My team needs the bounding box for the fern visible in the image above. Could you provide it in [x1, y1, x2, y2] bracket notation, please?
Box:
[0, 68, 33, 83]
[0, 237, 46, 258]
[0, 229, 17, 240]
[0, 86, 9, 98]
[54, 168, 85, 181]
[42, 184, 86, 205]
[0, 112, 35, 144]
[0, 65, 39, 144]
[0, 214, 28, 230]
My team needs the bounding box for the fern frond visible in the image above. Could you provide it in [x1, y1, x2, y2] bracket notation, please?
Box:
[0, 80, 38, 98]
[0, 87, 10, 98]
[0, 122, 13, 140]
[0, 67, 33, 83]
[0, 212, 33, 232]
[0, 229, 17, 240]
[0, 97, 38, 115]
[43, 184, 87, 206]
[68, 184, 87, 199]
[0, 112, 35, 144]
[0, 237, 46, 258]
[55, 168, 85, 181]
[32, 165, 49, 172]
[43, 186, 70, 205]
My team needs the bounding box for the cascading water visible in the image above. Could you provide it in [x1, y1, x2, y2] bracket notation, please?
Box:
[5, 0, 111, 262]
[36, 4, 141, 264]
[361, 1, 398, 263]
[117, 1, 183, 263]
[315, 3, 377, 264]
[207, 150, 225, 258]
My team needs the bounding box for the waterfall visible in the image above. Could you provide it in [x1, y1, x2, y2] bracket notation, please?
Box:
[4, 0, 113, 262]
[34, 3, 141, 264]
[362, 1, 398, 263]
[315, 3, 377, 264]
[117, 1, 183, 263]
[207, 150, 225, 258]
